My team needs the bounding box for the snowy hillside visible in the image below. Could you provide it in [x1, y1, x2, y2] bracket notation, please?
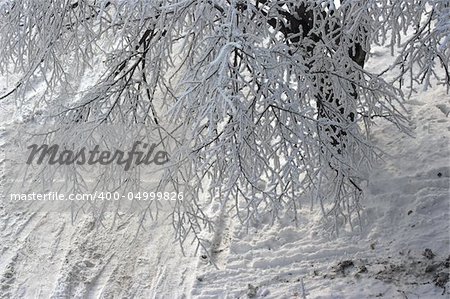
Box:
[190, 44, 450, 298]
[190, 78, 450, 298]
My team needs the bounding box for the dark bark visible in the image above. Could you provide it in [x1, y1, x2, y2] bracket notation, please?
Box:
[282, 3, 366, 153]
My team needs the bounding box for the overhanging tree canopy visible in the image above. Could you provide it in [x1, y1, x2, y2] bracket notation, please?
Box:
[1, 0, 449, 246]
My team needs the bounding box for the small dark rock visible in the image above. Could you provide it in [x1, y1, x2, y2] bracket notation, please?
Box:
[437, 172, 442, 177]
[247, 284, 258, 298]
[425, 263, 440, 273]
[358, 265, 368, 273]
[434, 272, 449, 288]
[423, 248, 435, 259]
[335, 260, 354, 274]
[407, 210, 413, 215]
[339, 260, 354, 268]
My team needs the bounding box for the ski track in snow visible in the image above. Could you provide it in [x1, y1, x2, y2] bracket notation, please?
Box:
[0, 200, 197, 298]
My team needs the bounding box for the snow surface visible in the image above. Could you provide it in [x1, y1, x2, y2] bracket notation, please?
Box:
[0, 39, 449, 299]
[188, 81, 450, 298]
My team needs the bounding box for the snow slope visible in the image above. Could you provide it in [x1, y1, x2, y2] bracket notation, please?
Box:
[0, 78, 198, 298]
[0, 40, 449, 299]
[188, 46, 450, 298]
[189, 85, 450, 298]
